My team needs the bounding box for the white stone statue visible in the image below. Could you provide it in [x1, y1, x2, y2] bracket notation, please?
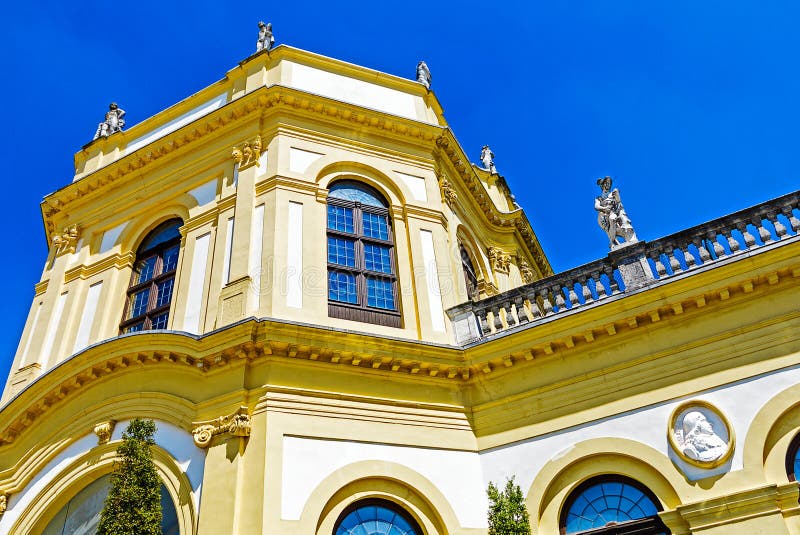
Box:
[256, 21, 274, 52]
[594, 176, 638, 250]
[93, 103, 126, 140]
[675, 411, 729, 463]
[480, 145, 497, 174]
[416, 61, 431, 89]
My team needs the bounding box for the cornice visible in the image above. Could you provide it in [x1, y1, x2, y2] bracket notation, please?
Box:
[63, 252, 135, 284]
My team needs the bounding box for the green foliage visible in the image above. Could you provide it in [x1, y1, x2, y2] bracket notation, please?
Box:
[487, 477, 532, 535]
[98, 419, 162, 535]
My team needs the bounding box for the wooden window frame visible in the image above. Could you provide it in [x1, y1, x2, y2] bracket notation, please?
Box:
[119, 230, 181, 333]
[326, 196, 401, 328]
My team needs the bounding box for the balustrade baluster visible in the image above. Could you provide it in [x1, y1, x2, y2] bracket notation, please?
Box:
[539, 289, 554, 315]
[567, 282, 580, 308]
[649, 251, 667, 277]
[784, 204, 800, 233]
[593, 271, 608, 299]
[754, 216, 773, 243]
[738, 221, 757, 249]
[664, 246, 682, 274]
[707, 232, 725, 258]
[553, 285, 566, 312]
[768, 211, 787, 239]
[581, 278, 593, 304]
[693, 238, 711, 264]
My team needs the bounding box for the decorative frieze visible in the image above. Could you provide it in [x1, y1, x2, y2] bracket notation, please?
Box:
[94, 420, 116, 445]
[232, 135, 262, 169]
[51, 225, 80, 255]
[192, 406, 251, 448]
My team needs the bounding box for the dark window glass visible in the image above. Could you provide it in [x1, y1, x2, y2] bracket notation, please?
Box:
[786, 433, 800, 481]
[120, 219, 182, 334]
[326, 181, 399, 327]
[562, 476, 669, 535]
[334, 499, 421, 535]
[460, 245, 479, 300]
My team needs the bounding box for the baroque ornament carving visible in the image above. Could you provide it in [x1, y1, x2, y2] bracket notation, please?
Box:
[518, 258, 535, 284]
[669, 400, 734, 468]
[232, 135, 262, 169]
[0, 492, 7, 517]
[52, 225, 80, 255]
[192, 406, 251, 448]
[488, 247, 511, 274]
[94, 420, 116, 445]
[440, 178, 458, 207]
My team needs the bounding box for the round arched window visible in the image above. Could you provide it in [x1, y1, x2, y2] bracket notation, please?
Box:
[561, 476, 669, 534]
[120, 219, 183, 333]
[326, 181, 400, 327]
[785, 432, 800, 481]
[334, 499, 422, 535]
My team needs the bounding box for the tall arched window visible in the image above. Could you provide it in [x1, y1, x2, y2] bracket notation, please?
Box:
[334, 499, 422, 535]
[460, 244, 479, 301]
[326, 181, 400, 327]
[561, 476, 669, 535]
[120, 219, 182, 334]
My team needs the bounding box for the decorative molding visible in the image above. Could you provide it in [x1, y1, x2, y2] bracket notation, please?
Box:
[518, 258, 535, 284]
[51, 225, 80, 255]
[192, 406, 251, 448]
[439, 177, 458, 207]
[94, 420, 116, 445]
[488, 247, 511, 274]
[0, 492, 7, 517]
[64, 252, 135, 284]
[232, 135, 262, 169]
[34, 280, 49, 296]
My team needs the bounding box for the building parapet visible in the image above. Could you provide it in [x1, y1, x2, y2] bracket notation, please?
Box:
[447, 190, 800, 344]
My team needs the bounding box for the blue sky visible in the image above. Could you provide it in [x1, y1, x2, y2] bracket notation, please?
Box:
[1, 1, 798, 382]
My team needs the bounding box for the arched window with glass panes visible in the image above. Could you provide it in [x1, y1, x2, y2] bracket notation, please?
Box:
[560, 475, 670, 535]
[120, 219, 182, 334]
[785, 432, 800, 482]
[334, 499, 422, 535]
[326, 181, 400, 327]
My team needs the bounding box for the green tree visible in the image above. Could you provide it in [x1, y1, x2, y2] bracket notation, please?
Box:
[487, 477, 532, 535]
[98, 419, 162, 535]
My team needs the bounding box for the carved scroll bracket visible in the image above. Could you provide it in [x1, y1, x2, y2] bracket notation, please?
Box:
[94, 420, 116, 445]
[232, 135, 262, 169]
[0, 492, 8, 518]
[192, 406, 251, 448]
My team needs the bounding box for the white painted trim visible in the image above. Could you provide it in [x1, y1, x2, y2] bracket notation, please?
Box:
[41, 292, 68, 367]
[419, 230, 446, 333]
[249, 205, 265, 313]
[72, 282, 103, 353]
[183, 233, 211, 334]
[222, 217, 235, 288]
[99, 222, 128, 254]
[286, 202, 303, 309]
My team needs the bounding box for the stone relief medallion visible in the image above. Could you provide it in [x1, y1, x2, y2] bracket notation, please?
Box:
[669, 400, 734, 468]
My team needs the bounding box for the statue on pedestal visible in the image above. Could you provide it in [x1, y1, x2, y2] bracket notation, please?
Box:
[93, 103, 126, 140]
[416, 61, 431, 89]
[594, 176, 638, 249]
[257, 21, 274, 52]
[480, 145, 497, 174]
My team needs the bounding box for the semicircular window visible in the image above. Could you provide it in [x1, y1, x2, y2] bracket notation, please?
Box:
[334, 499, 421, 535]
[785, 432, 800, 481]
[328, 180, 388, 207]
[562, 476, 669, 534]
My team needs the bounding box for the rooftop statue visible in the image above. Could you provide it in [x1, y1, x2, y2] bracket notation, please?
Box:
[594, 176, 638, 249]
[256, 21, 274, 52]
[416, 61, 431, 89]
[93, 103, 126, 140]
[480, 145, 497, 174]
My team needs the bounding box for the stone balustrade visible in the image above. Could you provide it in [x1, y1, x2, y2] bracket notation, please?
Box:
[447, 190, 800, 344]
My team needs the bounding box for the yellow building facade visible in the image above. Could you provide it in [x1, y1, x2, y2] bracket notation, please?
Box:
[0, 44, 799, 534]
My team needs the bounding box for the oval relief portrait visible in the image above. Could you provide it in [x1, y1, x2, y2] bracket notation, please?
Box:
[669, 401, 733, 467]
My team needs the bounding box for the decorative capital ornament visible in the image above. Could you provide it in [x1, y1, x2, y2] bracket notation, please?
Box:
[669, 400, 734, 468]
[518, 258, 535, 284]
[0, 492, 7, 517]
[192, 406, 251, 448]
[440, 178, 458, 207]
[232, 135, 262, 169]
[488, 247, 511, 274]
[52, 225, 80, 255]
[94, 420, 116, 445]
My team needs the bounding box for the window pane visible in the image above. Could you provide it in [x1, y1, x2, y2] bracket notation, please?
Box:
[366, 278, 395, 310]
[327, 205, 354, 233]
[363, 212, 389, 240]
[132, 256, 157, 285]
[335, 503, 419, 535]
[138, 220, 181, 252]
[124, 322, 145, 334]
[564, 479, 660, 533]
[364, 244, 392, 273]
[162, 245, 180, 273]
[328, 182, 387, 207]
[156, 278, 174, 308]
[151, 312, 169, 330]
[328, 237, 356, 267]
[328, 271, 358, 304]
[128, 288, 151, 319]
